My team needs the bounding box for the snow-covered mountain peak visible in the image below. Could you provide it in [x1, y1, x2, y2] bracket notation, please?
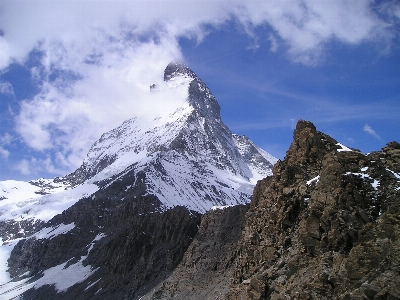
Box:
[164, 60, 196, 81]
[0, 62, 277, 225]
[164, 61, 220, 121]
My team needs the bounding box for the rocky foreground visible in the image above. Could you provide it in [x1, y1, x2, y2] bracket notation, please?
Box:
[226, 120, 400, 299]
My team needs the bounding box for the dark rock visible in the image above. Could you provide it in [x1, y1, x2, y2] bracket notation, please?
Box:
[145, 205, 248, 299]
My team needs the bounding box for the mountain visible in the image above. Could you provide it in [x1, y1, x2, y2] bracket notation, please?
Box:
[0, 61, 276, 298]
[65, 60, 276, 212]
[0, 61, 276, 229]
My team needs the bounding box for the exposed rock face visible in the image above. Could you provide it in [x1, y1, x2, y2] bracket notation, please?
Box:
[145, 205, 248, 299]
[227, 120, 400, 299]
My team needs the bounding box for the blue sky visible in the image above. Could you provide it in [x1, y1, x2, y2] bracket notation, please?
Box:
[0, 0, 400, 181]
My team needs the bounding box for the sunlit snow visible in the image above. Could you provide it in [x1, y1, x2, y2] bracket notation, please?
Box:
[344, 172, 380, 190]
[31, 223, 75, 240]
[210, 205, 235, 210]
[336, 143, 353, 152]
[0, 182, 98, 222]
[0, 233, 106, 298]
[307, 175, 320, 185]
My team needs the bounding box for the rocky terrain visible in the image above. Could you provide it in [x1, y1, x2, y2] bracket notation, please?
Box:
[147, 205, 248, 300]
[226, 120, 400, 299]
[10, 194, 201, 299]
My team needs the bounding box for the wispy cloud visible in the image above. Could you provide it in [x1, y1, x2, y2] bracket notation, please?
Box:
[0, 1, 397, 68]
[14, 159, 31, 175]
[0, 81, 14, 95]
[363, 124, 381, 139]
[0, 147, 9, 159]
[14, 156, 67, 176]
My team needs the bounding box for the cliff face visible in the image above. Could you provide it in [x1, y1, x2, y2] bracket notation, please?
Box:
[227, 120, 400, 299]
[147, 205, 248, 300]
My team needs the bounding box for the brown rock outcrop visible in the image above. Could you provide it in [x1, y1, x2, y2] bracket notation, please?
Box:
[227, 120, 400, 299]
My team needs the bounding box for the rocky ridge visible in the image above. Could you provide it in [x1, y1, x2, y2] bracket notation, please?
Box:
[226, 120, 400, 299]
[147, 205, 249, 300]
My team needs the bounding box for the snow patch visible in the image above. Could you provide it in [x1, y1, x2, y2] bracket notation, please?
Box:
[210, 205, 234, 211]
[85, 278, 101, 291]
[0, 232, 106, 298]
[387, 168, 400, 180]
[307, 175, 320, 185]
[34, 257, 97, 292]
[0, 238, 23, 285]
[30, 223, 75, 240]
[336, 143, 353, 152]
[0, 182, 98, 222]
[93, 233, 106, 242]
[344, 172, 380, 190]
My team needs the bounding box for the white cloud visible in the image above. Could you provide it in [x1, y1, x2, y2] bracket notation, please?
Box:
[15, 36, 187, 171]
[14, 156, 67, 176]
[235, 0, 393, 65]
[363, 123, 380, 139]
[1, 0, 398, 175]
[268, 34, 279, 53]
[0, 134, 12, 160]
[0, 1, 396, 68]
[0, 133, 12, 145]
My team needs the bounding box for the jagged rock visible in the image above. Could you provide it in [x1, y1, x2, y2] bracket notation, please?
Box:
[227, 120, 400, 300]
